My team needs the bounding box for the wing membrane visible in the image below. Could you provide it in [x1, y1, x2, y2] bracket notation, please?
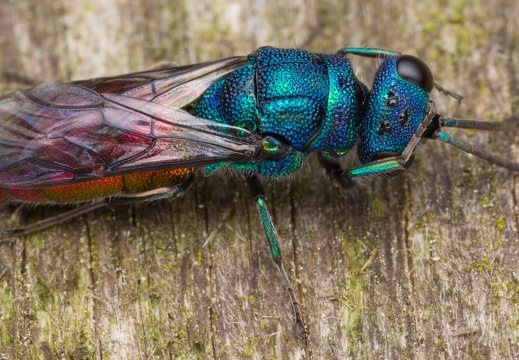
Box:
[0, 57, 260, 189]
[76, 56, 247, 102]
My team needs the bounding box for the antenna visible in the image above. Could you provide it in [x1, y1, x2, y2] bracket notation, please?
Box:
[441, 115, 519, 130]
[434, 130, 519, 171]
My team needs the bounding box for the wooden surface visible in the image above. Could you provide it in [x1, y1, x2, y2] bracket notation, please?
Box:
[1, 1, 518, 358]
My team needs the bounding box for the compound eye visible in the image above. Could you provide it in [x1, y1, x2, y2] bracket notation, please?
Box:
[397, 55, 434, 92]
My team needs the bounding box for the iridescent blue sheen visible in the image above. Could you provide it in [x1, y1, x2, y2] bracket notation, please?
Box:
[309, 54, 367, 152]
[349, 160, 401, 176]
[358, 57, 429, 164]
[194, 63, 257, 129]
[255, 47, 328, 150]
[193, 47, 368, 178]
[231, 151, 308, 178]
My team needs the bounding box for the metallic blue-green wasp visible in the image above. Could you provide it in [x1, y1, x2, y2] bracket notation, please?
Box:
[0, 46, 517, 333]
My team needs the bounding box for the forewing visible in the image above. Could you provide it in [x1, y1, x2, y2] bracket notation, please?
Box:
[76, 56, 247, 108]
[0, 82, 260, 188]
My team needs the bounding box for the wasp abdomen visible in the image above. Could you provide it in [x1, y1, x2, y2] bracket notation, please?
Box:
[4, 168, 193, 204]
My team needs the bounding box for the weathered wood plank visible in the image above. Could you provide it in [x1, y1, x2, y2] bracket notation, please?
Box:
[1, 0, 518, 358]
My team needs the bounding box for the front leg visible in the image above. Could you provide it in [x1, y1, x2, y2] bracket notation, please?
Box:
[319, 151, 407, 188]
[340, 47, 400, 58]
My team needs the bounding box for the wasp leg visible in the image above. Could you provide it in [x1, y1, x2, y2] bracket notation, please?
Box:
[343, 159, 407, 186]
[319, 152, 357, 189]
[340, 47, 401, 58]
[319, 152, 408, 188]
[109, 175, 194, 206]
[0, 202, 107, 242]
[247, 175, 306, 335]
[433, 82, 464, 102]
[0, 176, 194, 242]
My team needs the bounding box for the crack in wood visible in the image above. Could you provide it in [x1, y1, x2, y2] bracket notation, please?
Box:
[84, 214, 103, 360]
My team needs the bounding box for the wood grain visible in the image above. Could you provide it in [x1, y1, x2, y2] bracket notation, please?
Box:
[0, 0, 518, 358]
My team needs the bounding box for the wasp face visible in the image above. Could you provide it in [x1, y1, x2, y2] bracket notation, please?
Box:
[358, 55, 433, 164]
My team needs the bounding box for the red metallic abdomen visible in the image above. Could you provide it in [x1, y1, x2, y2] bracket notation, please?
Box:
[4, 168, 193, 204]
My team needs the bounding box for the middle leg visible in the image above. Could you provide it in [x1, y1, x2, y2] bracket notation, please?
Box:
[247, 175, 306, 334]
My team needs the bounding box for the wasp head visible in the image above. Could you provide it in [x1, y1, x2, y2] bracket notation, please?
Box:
[358, 55, 434, 164]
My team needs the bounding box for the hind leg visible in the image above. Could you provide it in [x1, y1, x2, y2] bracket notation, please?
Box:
[110, 175, 194, 205]
[0, 175, 194, 241]
[0, 202, 108, 241]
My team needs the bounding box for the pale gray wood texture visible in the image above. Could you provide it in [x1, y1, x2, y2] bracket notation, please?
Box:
[0, 1, 518, 358]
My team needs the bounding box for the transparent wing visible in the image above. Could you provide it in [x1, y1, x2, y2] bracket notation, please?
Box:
[76, 56, 247, 107]
[0, 70, 260, 189]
